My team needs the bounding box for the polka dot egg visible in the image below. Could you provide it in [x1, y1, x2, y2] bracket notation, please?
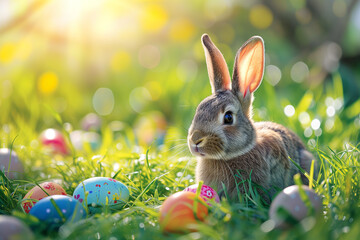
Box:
[29, 195, 85, 226]
[184, 184, 220, 205]
[269, 185, 322, 229]
[73, 177, 129, 213]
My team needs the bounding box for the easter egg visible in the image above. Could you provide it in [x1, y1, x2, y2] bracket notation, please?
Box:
[29, 195, 85, 225]
[184, 184, 220, 205]
[40, 128, 69, 155]
[0, 215, 34, 240]
[73, 177, 129, 213]
[159, 191, 208, 233]
[22, 182, 67, 213]
[134, 111, 167, 146]
[269, 185, 322, 229]
[81, 113, 102, 131]
[0, 148, 24, 179]
[70, 130, 101, 151]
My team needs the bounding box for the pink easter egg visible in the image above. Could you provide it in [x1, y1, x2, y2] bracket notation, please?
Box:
[40, 128, 69, 155]
[184, 184, 220, 204]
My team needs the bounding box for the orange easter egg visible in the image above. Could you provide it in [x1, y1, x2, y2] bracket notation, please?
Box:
[22, 182, 67, 213]
[159, 191, 208, 233]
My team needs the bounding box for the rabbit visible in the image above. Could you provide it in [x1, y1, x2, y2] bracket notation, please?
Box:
[187, 34, 315, 201]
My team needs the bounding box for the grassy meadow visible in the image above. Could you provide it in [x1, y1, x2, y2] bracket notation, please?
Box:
[1, 0, 360, 239]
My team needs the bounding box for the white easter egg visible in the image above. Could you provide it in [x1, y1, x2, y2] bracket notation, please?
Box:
[0, 148, 24, 179]
[269, 185, 322, 229]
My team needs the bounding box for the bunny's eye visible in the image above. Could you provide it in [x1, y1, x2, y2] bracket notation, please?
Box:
[223, 111, 233, 125]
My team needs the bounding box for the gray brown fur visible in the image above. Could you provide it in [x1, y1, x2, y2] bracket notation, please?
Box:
[188, 34, 315, 201]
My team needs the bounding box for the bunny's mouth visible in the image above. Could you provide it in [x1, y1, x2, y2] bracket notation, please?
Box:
[189, 144, 206, 157]
[195, 145, 206, 157]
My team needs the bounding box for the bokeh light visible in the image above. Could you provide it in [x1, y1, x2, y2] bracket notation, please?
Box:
[291, 61, 309, 83]
[170, 19, 195, 42]
[299, 112, 310, 126]
[111, 51, 131, 72]
[333, 0, 347, 18]
[38, 72, 58, 95]
[265, 65, 281, 86]
[249, 5, 273, 29]
[0, 43, 16, 63]
[129, 87, 152, 113]
[141, 4, 168, 32]
[311, 119, 321, 130]
[284, 105, 295, 117]
[92, 88, 115, 116]
[322, 43, 342, 73]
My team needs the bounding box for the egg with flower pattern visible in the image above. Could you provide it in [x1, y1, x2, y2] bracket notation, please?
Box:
[184, 184, 220, 205]
[73, 177, 129, 213]
[22, 182, 67, 213]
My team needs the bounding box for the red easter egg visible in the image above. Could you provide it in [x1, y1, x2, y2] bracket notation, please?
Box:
[22, 182, 67, 213]
[159, 191, 208, 233]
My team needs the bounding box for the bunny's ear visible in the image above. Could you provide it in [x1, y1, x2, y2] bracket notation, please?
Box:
[232, 36, 264, 98]
[202, 34, 231, 94]
[232, 36, 264, 117]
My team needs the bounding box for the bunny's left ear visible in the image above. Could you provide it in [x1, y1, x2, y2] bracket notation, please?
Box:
[202, 34, 232, 94]
[232, 36, 265, 98]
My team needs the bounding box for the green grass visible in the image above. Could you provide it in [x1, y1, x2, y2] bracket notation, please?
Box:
[1, 73, 360, 239]
[1, 139, 360, 239]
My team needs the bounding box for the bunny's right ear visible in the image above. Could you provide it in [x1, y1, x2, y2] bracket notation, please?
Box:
[202, 34, 231, 94]
[232, 36, 265, 117]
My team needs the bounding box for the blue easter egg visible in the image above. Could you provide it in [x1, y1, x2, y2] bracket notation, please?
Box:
[29, 195, 85, 225]
[73, 177, 129, 212]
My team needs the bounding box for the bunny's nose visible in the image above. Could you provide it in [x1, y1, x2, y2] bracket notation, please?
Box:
[194, 138, 203, 146]
[190, 130, 206, 146]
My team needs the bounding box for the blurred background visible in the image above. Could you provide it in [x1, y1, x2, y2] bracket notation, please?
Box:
[0, 0, 359, 150]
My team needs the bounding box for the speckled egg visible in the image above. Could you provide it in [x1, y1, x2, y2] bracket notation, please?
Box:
[22, 182, 67, 213]
[0, 215, 34, 240]
[40, 128, 69, 155]
[269, 185, 322, 229]
[184, 184, 220, 205]
[0, 148, 24, 180]
[73, 177, 129, 212]
[29, 195, 85, 225]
